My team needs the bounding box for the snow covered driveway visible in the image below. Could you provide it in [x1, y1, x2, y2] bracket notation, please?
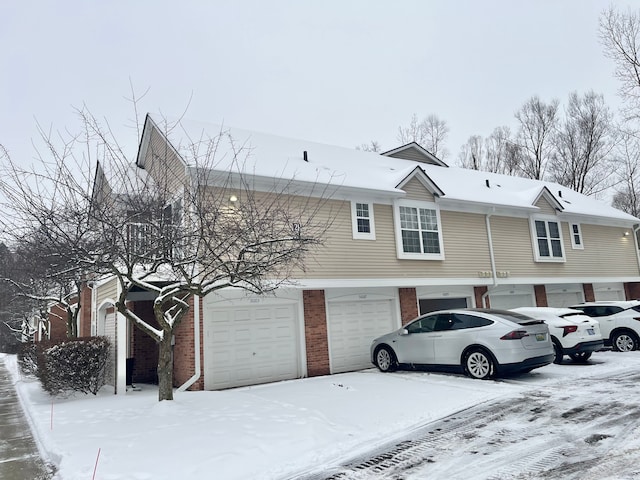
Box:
[4, 351, 640, 479]
[299, 358, 640, 480]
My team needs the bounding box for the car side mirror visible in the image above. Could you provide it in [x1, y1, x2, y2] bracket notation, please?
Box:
[401, 328, 409, 336]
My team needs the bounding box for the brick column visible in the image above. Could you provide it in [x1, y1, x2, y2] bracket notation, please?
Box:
[80, 284, 93, 337]
[583, 283, 595, 302]
[625, 282, 640, 300]
[303, 290, 330, 377]
[398, 288, 418, 325]
[534, 285, 548, 307]
[474, 286, 489, 308]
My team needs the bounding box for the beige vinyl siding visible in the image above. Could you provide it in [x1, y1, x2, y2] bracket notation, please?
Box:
[143, 126, 187, 195]
[96, 276, 118, 307]
[535, 197, 557, 216]
[490, 216, 640, 278]
[299, 202, 492, 279]
[402, 177, 435, 202]
[387, 148, 430, 163]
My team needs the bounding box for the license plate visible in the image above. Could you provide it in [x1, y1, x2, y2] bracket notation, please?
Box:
[535, 333, 545, 341]
[587, 329, 595, 335]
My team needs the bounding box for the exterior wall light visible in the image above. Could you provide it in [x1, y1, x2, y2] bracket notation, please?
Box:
[624, 231, 631, 237]
[229, 195, 238, 203]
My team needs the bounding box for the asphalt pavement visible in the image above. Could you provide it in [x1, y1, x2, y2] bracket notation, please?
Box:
[0, 361, 53, 479]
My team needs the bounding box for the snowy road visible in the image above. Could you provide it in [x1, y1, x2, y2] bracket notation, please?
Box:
[299, 360, 640, 480]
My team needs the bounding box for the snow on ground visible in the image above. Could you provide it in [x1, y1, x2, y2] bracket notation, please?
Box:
[4, 351, 640, 480]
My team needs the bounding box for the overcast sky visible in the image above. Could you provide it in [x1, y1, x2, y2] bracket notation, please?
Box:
[1, 0, 637, 167]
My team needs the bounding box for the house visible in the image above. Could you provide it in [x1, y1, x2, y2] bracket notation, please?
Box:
[89, 114, 640, 393]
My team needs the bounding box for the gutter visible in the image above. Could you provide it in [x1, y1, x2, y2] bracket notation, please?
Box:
[177, 294, 201, 392]
[482, 212, 499, 308]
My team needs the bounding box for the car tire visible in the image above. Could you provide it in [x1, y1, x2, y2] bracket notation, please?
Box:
[464, 349, 494, 380]
[612, 331, 638, 352]
[551, 338, 563, 364]
[374, 346, 397, 372]
[569, 351, 592, 362]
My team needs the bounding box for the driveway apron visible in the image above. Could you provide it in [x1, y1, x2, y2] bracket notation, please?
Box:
[0, 361, 52, 479]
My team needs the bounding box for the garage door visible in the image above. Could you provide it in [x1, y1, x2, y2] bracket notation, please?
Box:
[203, 303, 300, 390]
[595, 283, 625, 301]
[489, 294, 534, 310]
[327, 299, 396, 373]
[547, 291, 584, 307]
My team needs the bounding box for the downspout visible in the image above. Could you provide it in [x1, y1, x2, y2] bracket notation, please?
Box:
[177, 294, 201, 392]
[481, 212, 499, 308]
[634, 225, 640, 276]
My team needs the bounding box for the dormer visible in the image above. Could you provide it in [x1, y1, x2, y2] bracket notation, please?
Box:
[382, 142, 448, 167]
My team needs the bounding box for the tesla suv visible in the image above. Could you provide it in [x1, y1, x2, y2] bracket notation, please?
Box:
[570, 301, 640, 352]
[511, 307, 603, 363]
[370, 309, 554, 379]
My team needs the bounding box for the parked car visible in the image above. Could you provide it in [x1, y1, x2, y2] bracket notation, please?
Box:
[510, 307, 603, 364]
[570, 301, 640, 352]
[370, 309, 554, 379]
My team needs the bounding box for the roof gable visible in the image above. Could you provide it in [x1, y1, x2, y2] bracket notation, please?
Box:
[396, 166, 445, 198]
[533, 187, 564, 213]
[382, 142, 448, 167]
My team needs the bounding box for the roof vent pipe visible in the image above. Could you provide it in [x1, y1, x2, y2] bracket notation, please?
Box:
[485, 179, 490, 188]
[558, 190, 562, 198]
[303, 151, 308, 162]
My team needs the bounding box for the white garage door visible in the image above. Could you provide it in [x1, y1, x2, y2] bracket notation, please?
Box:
[489, 294, 534, 310]
[595, 283, 625, 301]
[203, 303, 300, 390]
[547, 292, 583, 307]
[327, 299, 396, 373]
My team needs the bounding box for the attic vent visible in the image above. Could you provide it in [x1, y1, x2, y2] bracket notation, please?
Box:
[485, 179, 490, 188]
[303, 151, 308, 162]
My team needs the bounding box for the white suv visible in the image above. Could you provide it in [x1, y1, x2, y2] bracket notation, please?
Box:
[511, 307, 604, 363]
[570, 301, 640, 352]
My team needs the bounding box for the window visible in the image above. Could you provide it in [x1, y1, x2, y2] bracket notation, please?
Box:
[351, 201, 375, 240]
[394, 200, 444, 260]
[570, 223, 583, 249]
[531, 218, 565, 262]
[406, 314, 438, 333]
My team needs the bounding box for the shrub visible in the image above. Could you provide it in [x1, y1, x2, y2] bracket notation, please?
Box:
[37, 337, 111, 396]
[17, 342, 39, 376]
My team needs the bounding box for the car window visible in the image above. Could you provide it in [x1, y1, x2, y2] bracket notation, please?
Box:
[574, 305, 624, 317]
[470, 316, 493, 327]
[406, 315, 437, 334]
[450, 313, 489, 330]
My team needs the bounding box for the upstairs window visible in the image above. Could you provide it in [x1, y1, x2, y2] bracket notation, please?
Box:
[570, 223, 584, 249]
[351, 201, 375, 240]
[394, 200, 444, 260]
[531, 218, 565, 262]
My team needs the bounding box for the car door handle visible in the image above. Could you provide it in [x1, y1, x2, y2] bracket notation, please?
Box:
[431, 335, 443, 338]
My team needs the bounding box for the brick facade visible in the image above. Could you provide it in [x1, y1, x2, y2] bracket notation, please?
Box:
[625, 282, 640, 300]
[474, 286, 489, 308]
[47, 303, 69, 342]
[534, 285, 548, 307]
[79, 284, 92, 337]
[398, 288, 418, 325]
[583, 283, 595, 302]
[172, 296, 204, 391]
[303, 290, 330, 376]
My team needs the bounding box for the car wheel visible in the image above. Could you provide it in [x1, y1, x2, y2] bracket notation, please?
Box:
[464, 349, 494, 380]
[569, 351, 592, 362]
[612, 331, 638, 352]
[374, 346, 397, 372]
[552, 338, 563, 364]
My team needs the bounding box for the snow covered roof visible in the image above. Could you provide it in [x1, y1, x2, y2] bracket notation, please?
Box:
[144, 114, 640, 226]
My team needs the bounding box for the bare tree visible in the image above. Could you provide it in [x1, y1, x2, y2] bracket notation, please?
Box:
[514, 96, 560, 180]
[458, 135, 485, 171]
[397, 113, 450, 159]
[356, 140, 381, 152]
[549, 91, 617, 196]
[612, 131, 640, 217]
[0, 107, 332, 401]
[601, 7, 640, 122]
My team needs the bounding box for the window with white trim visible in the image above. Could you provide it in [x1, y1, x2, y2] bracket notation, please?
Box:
[569, 223, 583, 249]
[351, 201, 375, 240]
[532, 218, 565, 262]
[394, 200, 444, 260]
